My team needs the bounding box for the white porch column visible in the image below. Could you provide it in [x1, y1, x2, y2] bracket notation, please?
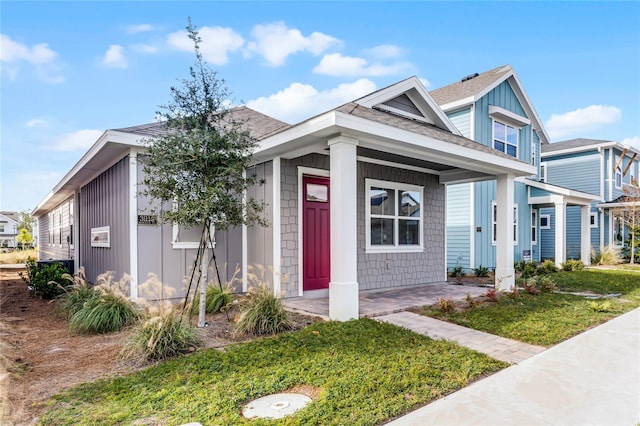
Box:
[495, 174, 515, 291]
[581, 205, 591, 265]
[554, 201, 567, 268]
[328, 136, 359, 321]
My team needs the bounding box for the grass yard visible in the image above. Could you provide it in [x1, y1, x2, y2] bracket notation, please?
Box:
[0, 248, 37, 264]
[40, 319, 506, 426]
[421, 269, 640, 346]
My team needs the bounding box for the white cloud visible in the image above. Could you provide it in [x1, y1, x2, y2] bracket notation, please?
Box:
[245, 22, 341, 66]
[246, 79, 377, 123]
[0, 34, 63, 82]
[131, 43, 158, 54]
[621, 136, 640, 150]
[313, 52, 410, 77]
[102, 45, 128, 69]
[418, 77, 431, 88]
[363, 44, 404, 59]
[167, 26, 243, 65]
[47, 129, 103, 151]
[26, 118, 49, 127]
[126, 24, 154, 34]
[545, 105, 622, 139]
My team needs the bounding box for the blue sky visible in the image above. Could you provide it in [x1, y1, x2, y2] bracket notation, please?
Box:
[2, 1, 639, 213]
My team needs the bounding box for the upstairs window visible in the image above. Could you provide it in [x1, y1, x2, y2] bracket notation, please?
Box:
[615, 167, 622, 189]
[540, 163, 547, 183]
[493, 120, 518, 158]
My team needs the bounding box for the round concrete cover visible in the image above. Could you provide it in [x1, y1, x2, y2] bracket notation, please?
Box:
[242, 393, 312, 419]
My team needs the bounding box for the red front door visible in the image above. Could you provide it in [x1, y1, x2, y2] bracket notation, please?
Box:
[302, 175, 330, 291]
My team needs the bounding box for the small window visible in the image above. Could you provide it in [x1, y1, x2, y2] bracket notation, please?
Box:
[540, 163, 547, 183]
[0, 225, 4, 233]
[493, 120, 518, 158]
[69, 201, 74, 247]
[540, 214, 551, 229]
[491, 202, 518, 245]
[91, 226, 110, 248]
[531, 210, 538, 245]
[613, 216, 623, 246]
[531, 140, 536, 166]
[615, 167, 622, 189]
[513, 204, 519, 245]
[306, 183, 328, 202]
[590, 212, 598, 229]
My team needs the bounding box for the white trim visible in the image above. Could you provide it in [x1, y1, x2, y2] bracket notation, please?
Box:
[531, 208, 538, 246]
[272, 156, 281, 296]
[541, 141, 640, 159]
[365, 178, 424, 253]
[613, 215, 624, 246]
[439, 97, 474, 112]
[491, 118, 519, 158]
[297, 166, 330, 297]
[615, 166, 622, 189]
[522, 178, 601, 202]
[488, 105, 531, 127]
[540, 214, 551, 229]
[470, 103, 476, 140]
[599, 147, 605, 200]
[375, 104, 432, 125]
[590, 212, 598, 229]
[469, 183, 475, 268]
[356, 155, 441, 176]
[491, 201, 497, 246]
[608, 148, 614, 200]
[513, 203, 519, 245]
[90, 226, 110, 248]
[128, 151, 138, 299]
[540, 162, 547, 183]
[599, 207, 605, 250]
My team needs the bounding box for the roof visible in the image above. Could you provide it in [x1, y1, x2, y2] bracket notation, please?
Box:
[541, 138, 614, 153]
[114, 106, 290, 141]
[0, 211, 19, 222]
[430, 65, 512, 106]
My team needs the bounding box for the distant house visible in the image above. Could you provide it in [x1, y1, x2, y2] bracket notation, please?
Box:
[0, 212, 19, 248]
[540, 138, 640, 257]
[431, 65, 598, 270]
[33, 77, 536, 320]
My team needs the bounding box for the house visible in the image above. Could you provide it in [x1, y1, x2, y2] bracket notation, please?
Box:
[540, 138, 640, 258]
[0, 211, 19, 248]
[430, 65, 599, 271]
[33, 77, 536, 320]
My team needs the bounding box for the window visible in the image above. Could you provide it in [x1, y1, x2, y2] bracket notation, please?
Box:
[540, 214, 551, 229]
[0, 225, 4, 232]
[365, 179, 423, 252]
[493, 120, 518, 158]
[531, 140, 536, 166]
[531, 210, 538, 245]
[48, 213, 53, 244]
[91, 226, 110, 248]
[491, 202, 518, 245]
[613, 216, 623, 246]
[69, 201, 74, 247]
[170, 203, 215, 249]
[540, 163, 547, 183]
[615, 167, 622, 189]
[590, 212, 598, 229]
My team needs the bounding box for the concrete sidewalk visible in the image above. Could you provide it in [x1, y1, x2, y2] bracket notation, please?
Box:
[387, 308, 640, 426]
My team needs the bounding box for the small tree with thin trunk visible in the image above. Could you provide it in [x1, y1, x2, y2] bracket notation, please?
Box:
[613, 179, 640, 264]
[140, 19, 266, 325]
[16, 228, 33, 250]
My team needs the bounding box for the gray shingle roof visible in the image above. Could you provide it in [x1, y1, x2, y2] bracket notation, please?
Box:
[113, 107, 290, 141]
[541, 138, 613, 153]
[430, 65, 512, 106]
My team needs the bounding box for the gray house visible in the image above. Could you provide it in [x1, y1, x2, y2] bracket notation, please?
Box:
[33, 77, 535, 320]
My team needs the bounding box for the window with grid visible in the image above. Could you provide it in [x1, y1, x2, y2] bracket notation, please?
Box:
[493, 120, 518, 158]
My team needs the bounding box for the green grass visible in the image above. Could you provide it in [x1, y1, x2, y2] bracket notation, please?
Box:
[422, 269, 640, 346]
[40, 320, 505, 425]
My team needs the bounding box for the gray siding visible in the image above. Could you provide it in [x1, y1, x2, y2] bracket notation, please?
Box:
[446, 183, 471, 271]
[447, 108, 472, 139]
[38, 197, 74, 261]
[79, 156, 130, 286]
[246, 161, 274, 284]
[382, 94, 422, 116]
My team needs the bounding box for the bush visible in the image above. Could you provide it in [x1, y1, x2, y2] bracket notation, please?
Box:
[191, 282, 234, 314]
[591, 244, 623, 266]
[122, 309, 201, 361]
[69, 290, 139, 334]
[235, 282, 292, 336]
[522, 277, 540, 295]
[484, 288, 499, 302]
[437, 297, 455, 313]
[56, 272, 99, 318]
[19, 258, 68, 300]
[465, 292, 478, 308]
[473, 265, 489, 278]
[521, 262, 538, 279]
[449, 265, 465, 277]
[537, 276, 558, 293]
[588, 300, 612, 313]
[561, 259, 585, 272]
[537, 260, 559, 275]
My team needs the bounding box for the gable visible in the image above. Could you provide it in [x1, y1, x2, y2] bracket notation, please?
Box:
[485, 80, 526, 117]
[381, 93, 424, 117]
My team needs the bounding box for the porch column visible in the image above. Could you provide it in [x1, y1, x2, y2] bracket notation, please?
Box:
[581, 205, 591, 265]
[328, 135, 359, 321]
[554, 201, 567, 268]
[495, 174, 515, 290]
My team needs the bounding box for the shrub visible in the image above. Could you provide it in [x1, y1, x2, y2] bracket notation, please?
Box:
[122, 309, 201, 361]
[19, 258, 68, 300]
[591, 244, 623, 266]
[473, 265, 489, 278]
[56, 272, 99, 318]
[506, 286, 520, 299]
[588, 300, 612, 313]
[561, 259, 585, 271]
[449, 265, 465, 277]
[69, 290, 139, 334]
[521, 262, 538, 279]
[235, 282, 292, 336]
[536, 260, 559, 275]
[465, 292, 478, 308]
[522, 277, 540, 295]
[484, 288, 499, 302]
[437, 297, 455, 313]
[537, 276, 558, 293]
[191, 281, 234, 314]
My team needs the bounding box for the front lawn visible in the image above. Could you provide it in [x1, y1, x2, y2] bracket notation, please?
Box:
[40, 319, 506, 426]
[421, 269, 640, 346]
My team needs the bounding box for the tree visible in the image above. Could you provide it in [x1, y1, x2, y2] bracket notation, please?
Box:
[16, 228, 33, 250]
[614, 180, 640, 264]
[18, 210, 33, 233]
[140, 19, 266, 326]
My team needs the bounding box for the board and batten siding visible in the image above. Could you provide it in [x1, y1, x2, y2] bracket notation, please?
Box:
[79, 156, 129, 286]
[447, 108, 472, 139]
[446, 183, 471, 271]
[38, 197, 74, 261]
[246, 161, 274, 283]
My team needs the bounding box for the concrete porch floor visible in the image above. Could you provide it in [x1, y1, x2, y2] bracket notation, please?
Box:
[284, 282, 489, 319]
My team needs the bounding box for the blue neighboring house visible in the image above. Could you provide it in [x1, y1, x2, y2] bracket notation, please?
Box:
[430, 65, 599, 272]
[540, 138, 640, 259]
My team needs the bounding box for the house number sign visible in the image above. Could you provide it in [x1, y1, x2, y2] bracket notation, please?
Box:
[137, 215, 158, 225]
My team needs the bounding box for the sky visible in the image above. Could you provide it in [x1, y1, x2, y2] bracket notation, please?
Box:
[1, 1, 639, 213]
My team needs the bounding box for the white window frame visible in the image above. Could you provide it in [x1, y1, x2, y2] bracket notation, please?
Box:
[0, 225, 4, 233]
[69, 201, 74, 248]
[170, 202, 215, 249]
[531, 139, 536, 166]
[492, 119, 518, 158]
[615, 167, 622, 189]
[48, 213, 53, 245]
[540, 214, 551, 230]
[365, 178, 424, 253]
[531, 209, 538, 245]
[613, 216, 623, 246]
[540, 162, 547, 183]
[491, 201, 518, 245]
[590, 212, 598, 229]
[90, 226, 110, 248]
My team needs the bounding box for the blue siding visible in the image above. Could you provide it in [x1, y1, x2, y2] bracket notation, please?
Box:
[473, 180, 496, 268]
[545, 152, 600, 196]
[540, 207, 555, 260]
[565, 206, 582, 259]
[446, 183, 471, 271]
[447, 108, 472, 139]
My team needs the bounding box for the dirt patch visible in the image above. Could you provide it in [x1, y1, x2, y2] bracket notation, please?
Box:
[0, 268, 319, 425]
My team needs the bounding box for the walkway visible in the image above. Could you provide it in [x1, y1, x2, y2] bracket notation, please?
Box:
[387, 307, 640, 426]
[377, 311, 545, 364]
